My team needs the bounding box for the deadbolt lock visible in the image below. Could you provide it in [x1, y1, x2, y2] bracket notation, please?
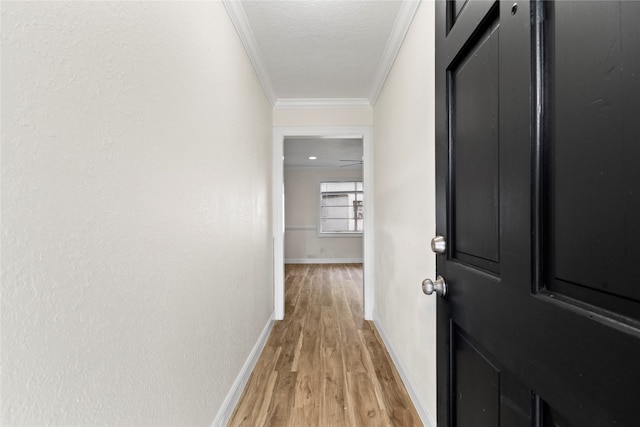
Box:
[431, 235, 446, 254]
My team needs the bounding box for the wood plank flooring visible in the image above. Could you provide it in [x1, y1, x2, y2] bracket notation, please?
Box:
[228, 264, 423, 427]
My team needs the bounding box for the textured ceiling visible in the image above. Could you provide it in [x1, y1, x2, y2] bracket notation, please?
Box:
[227, 1, 419, 104]
[284, 137, 363, 169]
[241, 1, 402, 100]
[226, 1, 418, 165]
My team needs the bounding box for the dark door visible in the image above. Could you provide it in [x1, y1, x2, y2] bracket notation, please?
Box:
[434, 1, 640, 425]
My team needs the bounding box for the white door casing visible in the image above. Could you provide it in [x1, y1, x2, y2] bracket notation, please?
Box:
[273, 126, 374, 320]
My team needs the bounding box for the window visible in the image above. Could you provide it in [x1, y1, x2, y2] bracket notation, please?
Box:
[319, 181, 363, 235]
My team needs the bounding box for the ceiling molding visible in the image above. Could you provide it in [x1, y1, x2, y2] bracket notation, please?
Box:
[274, 98, 372, 110]
[224, 1, 420, 108]
[284, 166, 363, 171]
[222, 0, 277, 105]
[368, 0, 422, 106]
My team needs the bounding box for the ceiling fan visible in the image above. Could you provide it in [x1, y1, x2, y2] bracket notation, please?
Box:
[339, 159, 363, 167]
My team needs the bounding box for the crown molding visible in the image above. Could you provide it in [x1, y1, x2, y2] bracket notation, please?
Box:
[368, 0, 421, 106]
[225, 0, 420, 108]
[222, 0, 277, 106]
[274, 98, 372, 110]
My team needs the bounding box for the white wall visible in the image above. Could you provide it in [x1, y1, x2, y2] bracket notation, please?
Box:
[273, 107, 372, 127]
[1, 2, 273, 426]
[284, 168, 363, 262]
[372, 2, 437, 425]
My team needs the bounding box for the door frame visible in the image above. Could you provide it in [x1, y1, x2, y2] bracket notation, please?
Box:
[273, 126, 374, 320]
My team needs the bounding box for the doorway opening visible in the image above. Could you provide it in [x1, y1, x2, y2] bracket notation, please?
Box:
[273, 127, 374, 320]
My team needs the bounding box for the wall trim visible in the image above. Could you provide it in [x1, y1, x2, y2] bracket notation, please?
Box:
[222, 0, 277, 105]
[369, 0, 422, 106]
[284, 226, 316, 231]
[285, 258, 364, 264]
[285, 166, 363, 172]
[274, 98, 371, 110]
[372, 312, 436, 427]
[211, 313, 275, 427]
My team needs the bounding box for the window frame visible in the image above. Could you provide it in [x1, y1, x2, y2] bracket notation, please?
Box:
[317, 179, 364, 238]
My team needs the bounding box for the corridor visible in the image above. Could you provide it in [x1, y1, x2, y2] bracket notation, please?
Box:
[229, 264, 422, 426]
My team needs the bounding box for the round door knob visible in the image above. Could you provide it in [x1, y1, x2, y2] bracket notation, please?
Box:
[431, 236, 446, 254]
[422, 275, 447, 298]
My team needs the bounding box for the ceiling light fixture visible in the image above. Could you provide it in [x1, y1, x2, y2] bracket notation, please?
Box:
[308, 156, 317, 160]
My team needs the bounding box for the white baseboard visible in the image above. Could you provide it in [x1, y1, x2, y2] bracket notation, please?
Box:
[211, 312, 275, 427]
[372, 312, 436, 427]
[284, 258, 363, 264]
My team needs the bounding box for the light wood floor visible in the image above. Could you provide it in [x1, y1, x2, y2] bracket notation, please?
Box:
[228, 264, 423, 426]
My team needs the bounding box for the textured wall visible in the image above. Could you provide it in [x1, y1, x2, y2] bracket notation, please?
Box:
[273, 107, 373, 127]
[1, 2, 273, 425]
[372, 2, 437, 425]
[284, 168, 363, 261]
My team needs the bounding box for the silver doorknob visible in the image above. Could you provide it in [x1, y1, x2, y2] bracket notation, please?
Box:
[422, 275, 447, 298]
[431, 236, 446, 254]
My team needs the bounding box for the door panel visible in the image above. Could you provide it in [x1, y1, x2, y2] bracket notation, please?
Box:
[451, 14, 500, 273]
[453, 324, 535, 427]
[450, 0, 468, 26]
[435, 1, 640, 426]
[453, 328, 500, 427]
[499, 373, 533, 427]
[542, 401, 573, 427]
[546, 0, 640, 319]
